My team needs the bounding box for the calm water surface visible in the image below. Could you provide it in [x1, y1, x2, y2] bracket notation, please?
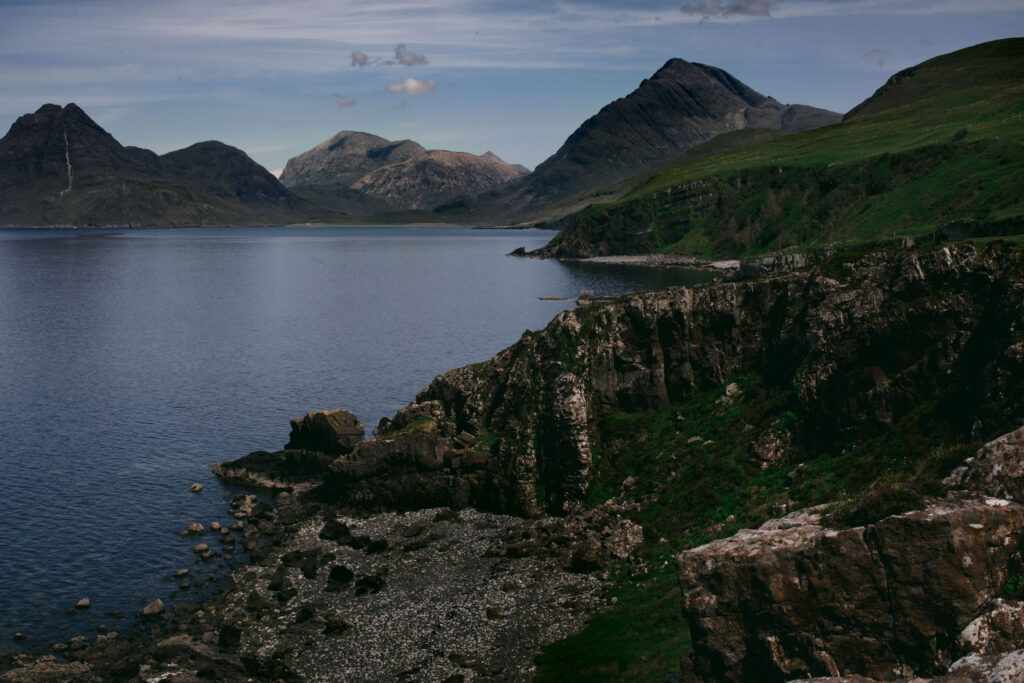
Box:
[0, 225, 713, 650]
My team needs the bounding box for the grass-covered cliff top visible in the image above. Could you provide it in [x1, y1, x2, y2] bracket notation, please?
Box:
[545, 38, 1024, 260]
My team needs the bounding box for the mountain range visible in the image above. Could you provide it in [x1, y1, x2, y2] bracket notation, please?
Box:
[540, 37, 1024, 260]
[0, 53, 841, 227]
[0, 103, 309, 227]
[2, 39, 1018, 242]
[281, 134, 528, 213]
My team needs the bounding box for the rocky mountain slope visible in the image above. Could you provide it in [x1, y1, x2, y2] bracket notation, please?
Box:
[538, 38, 1024, 259]
[350, 149, 526, 210]
[278, 131, 425, 188]
[446, 58, 839, 223]
[280, 131, 527, 214]
[0, 103, 310, 227]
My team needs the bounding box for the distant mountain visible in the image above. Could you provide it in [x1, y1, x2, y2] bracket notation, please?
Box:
[0, 103, 309, 227]
[452, 58, 840, 222]
[281, 132, 528, 213]
[279, 132, 426, 187]
[350, 149, 527, 210]
[536, 38, 1024, 260]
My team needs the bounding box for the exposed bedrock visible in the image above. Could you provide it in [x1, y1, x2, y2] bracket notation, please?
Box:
[676, 494, 1024, 681]
[218, 244, 1024, 518]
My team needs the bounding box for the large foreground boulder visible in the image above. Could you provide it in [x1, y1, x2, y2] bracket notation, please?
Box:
[676, 495, 1024, 681]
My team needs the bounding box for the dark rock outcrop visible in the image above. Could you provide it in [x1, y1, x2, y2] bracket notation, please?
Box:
[675, 495, 1024, 680]
[286, 409, 365, 456]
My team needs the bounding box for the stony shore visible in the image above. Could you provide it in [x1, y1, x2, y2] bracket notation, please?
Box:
[0, 481, 635, 682]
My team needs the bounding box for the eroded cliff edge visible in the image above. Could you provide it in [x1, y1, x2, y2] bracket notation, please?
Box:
[222, 243, 1023, 519]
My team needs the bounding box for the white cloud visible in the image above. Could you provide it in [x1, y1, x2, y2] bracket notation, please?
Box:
[385, 77, 437, 95]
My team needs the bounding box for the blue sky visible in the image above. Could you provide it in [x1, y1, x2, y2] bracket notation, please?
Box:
[1, 0, 1021, 175]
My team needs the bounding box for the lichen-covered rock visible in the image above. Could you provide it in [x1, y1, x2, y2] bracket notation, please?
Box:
[945, 427, 1024, 501]
[957, 599, 1024, 657]
[676, 495, 1024, 681]
[286, 408, 365, 455]
[948, 649, 1024, 682]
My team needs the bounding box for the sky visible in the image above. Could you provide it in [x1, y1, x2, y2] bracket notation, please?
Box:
[1, 0, 1022, 176]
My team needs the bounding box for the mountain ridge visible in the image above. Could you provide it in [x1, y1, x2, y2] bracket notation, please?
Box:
[442, 57, 841, 223]
[0, 103, 313, 227]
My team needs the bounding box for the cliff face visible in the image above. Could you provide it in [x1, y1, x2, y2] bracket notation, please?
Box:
[250, 244, 1023, 518]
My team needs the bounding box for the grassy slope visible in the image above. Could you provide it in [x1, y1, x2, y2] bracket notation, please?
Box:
[549, 39, 1024, 259]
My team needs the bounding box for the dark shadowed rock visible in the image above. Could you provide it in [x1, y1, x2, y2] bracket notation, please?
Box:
[213, 449, 336, 492]
[286, 409, 365, 455]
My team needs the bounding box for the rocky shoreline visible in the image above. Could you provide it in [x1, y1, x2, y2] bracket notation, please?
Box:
[6, 241, 1024, 681]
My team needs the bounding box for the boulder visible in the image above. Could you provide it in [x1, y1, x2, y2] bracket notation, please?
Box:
[139, 599, 164, 617]
[948, 649, 1024, 681]
[286, 408, 365, 455]
[676, 495, 1024, 680]
[957, 599, 1024, 657]
[945, 427, 1024, 501]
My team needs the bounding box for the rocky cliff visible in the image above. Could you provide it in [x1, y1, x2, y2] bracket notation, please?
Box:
[219, 243, 1024, 523]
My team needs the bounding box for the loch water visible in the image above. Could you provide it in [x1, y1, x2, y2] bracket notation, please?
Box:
[0, 225, 714, 651]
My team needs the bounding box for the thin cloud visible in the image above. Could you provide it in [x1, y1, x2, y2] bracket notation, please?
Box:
[385, 77, 437, 96]
[864, 48, 890, 68]
[335, 94, 357, 108]
[351, 51, 370, 68]
[680, 0, 780, 17]
[394, 43, 427, 66]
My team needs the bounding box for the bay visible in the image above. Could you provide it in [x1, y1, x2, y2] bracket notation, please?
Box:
[0, 225, 713, 651]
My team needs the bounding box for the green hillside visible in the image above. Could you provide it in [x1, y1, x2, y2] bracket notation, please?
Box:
[544, 38, 1024, 260]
